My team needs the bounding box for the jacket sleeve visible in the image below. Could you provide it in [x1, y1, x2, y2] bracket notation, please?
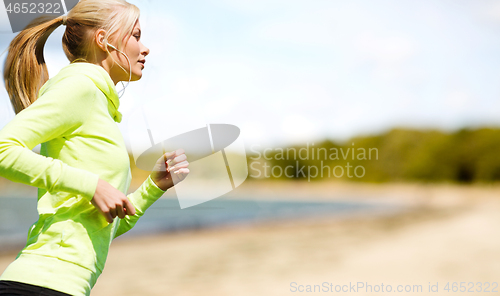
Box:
[0, 75, 100, 201]
[114, 175, 167, 238]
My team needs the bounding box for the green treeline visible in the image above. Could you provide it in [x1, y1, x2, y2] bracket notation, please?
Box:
[247, 128, 500, 183]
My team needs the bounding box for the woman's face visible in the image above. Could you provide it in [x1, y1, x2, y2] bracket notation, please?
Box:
[108, 20, 149, 83]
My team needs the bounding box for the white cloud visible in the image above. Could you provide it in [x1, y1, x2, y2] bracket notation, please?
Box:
[254, 18, 336, 47]
[478, 0, 500, 22]
[213, 0, 292, 14]
[354, 34, 418, 64]
[239, 120, 267, 145]
[444, 90, 473, 111]
[281, 114, 322, 144]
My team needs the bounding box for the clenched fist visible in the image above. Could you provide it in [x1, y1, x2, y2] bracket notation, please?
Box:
[91, 178, 136, 223]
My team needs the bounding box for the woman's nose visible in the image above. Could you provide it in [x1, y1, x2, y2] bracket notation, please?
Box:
[142, 44, 150, 57]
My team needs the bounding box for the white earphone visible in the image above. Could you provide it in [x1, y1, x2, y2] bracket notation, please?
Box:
[106, 42, 132, 98]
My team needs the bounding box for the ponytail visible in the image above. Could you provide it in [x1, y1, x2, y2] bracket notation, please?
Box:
[3, 15, 65, 114]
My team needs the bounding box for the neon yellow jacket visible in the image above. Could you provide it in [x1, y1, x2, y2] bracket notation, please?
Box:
[0, 62, 166, 296]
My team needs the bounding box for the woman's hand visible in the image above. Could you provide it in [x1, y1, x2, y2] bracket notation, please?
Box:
[150, 148, 190, 191]
[91, 178, 137, 223]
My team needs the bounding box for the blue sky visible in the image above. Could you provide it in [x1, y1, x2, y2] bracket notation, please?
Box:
[1, 0, 500, 151]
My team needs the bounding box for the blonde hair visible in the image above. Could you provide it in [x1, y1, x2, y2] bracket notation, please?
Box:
[3, 0, 140, 114]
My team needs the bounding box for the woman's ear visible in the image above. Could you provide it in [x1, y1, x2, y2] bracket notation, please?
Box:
[94, 29, 108, 52]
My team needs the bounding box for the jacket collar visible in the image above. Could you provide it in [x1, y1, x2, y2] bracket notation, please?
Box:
[64, 62, 123, 123]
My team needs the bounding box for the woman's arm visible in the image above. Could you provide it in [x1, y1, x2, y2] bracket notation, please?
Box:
[113, 174, 167, 238]
[114, 149, 189, 238]
[0, 74, 100, 200]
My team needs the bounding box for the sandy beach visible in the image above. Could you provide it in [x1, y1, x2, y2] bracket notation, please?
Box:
[1, 180, 500, 295]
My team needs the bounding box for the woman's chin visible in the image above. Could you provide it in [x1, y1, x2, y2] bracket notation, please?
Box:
[130, 72, 143, 81]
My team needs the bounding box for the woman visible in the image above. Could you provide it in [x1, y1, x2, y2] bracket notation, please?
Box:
[0, 0, 189, 295]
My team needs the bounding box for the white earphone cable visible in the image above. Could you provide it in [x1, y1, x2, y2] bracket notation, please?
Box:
[107, 43, 132, 98]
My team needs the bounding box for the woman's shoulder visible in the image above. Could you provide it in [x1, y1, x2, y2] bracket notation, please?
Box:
[39, 64, 98, 97]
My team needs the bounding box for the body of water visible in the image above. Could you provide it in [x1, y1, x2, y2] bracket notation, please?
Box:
[0, 196, 406, 251]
